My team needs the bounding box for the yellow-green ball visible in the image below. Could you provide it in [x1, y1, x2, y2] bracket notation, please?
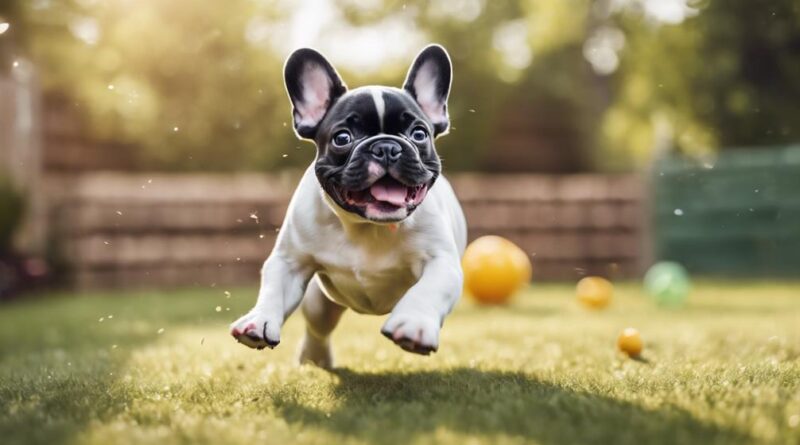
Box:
[462, 236, 532, 305]
[644, 261, 691, 307]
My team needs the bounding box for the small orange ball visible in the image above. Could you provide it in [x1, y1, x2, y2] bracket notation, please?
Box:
[617, 327, 643, 357]
[462, 236, 532, 305]
[576, 276, 613, 309]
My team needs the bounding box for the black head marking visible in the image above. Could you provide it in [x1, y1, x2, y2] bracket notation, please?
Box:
[282, 45, 452, 223]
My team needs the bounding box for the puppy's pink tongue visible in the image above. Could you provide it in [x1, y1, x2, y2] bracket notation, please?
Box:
[370, 181, 407, 206]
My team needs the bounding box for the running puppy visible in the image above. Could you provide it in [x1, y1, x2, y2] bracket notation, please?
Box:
[230, 45, 466, 368]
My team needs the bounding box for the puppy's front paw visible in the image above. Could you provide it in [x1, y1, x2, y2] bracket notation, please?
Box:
[229, 310, 281, 350]
[381, 312, 440, 355]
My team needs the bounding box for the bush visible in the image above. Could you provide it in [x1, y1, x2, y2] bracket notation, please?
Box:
[0, 176, 24, 252]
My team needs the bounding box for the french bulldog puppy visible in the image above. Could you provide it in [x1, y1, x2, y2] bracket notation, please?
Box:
[230, 44, 466, 369]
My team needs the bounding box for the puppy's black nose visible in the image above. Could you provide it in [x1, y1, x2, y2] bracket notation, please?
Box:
[369, 140, 402, 163]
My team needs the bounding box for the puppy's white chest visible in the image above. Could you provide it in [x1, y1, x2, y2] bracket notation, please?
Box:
[313, 236, 423, 315]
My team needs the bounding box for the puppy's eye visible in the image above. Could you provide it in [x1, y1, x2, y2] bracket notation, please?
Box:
[410, 127, 428, 143]
[332, 131, 353, 147]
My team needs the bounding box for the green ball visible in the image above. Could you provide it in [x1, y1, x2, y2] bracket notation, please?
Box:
[644, 261, 691, 307]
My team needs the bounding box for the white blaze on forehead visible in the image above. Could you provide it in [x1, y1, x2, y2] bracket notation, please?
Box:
[369, 87, 386, 131]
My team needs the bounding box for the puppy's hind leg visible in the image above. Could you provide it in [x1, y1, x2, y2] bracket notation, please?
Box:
[298, 278, 346, 369]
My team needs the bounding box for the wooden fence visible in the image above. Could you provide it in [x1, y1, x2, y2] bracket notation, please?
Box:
[47, 172, 645, 289]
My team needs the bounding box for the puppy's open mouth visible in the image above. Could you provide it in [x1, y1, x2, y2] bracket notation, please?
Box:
[340, 176, 429, 211]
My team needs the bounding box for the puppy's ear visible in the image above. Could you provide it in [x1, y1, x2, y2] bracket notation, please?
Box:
[403, 44, 452, 136]
[284, 48, 347, 139]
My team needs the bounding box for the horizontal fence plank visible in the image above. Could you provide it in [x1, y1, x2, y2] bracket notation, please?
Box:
[57, 201, 288, 235]
[52, 172, 302, 203]
[73, 262, 261, 290]
[450, 174, 642, 202]
[463, 201, 641, 230]
[66, 233, 277, 267]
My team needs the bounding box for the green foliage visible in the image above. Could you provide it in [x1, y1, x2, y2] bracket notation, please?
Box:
[15, 0, 604, 171]
[602, 0, 800, 167]
[692, 0, 800, 147]
[23, 0, 301, 170]
[340, 0, 599, 170]
[11, 0, 800, 171]
[1, 283, 800, 444]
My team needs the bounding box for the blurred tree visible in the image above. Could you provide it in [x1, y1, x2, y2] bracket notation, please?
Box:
[346, 0, 800, 170]
[8, 0, 800, 171]
[20, 0, 301, 170]
[603, 0, 800, 168]
[340, 0, 602, 171]
[693, 0, 800, 148]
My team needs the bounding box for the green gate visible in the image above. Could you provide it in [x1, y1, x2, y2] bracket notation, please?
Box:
[652, 146, 800, 277]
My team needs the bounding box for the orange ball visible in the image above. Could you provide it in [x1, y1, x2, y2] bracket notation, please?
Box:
[617, 327, 643, 357]
[462, 236, 532, 305]
[576, 276, 613, 309]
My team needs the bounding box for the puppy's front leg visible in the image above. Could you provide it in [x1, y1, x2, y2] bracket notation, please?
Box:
[381, 254, 463, 355]
[230, 254, 314, 349]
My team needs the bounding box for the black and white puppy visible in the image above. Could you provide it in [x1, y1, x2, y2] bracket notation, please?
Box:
[230, 45, 466, 368]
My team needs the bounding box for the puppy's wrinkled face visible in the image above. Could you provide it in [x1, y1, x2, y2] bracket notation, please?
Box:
[312, 88, 441, 221]
[284, 45, 452, 222]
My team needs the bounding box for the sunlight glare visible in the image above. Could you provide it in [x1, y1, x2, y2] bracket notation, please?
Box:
[68, 17, 101, 45]
[428, 0, 485, 23]
[583, 26, 625, 75]
[611, 0, 699, 24]
[272, 0, 424, 74]
[493, 19, 532, 81]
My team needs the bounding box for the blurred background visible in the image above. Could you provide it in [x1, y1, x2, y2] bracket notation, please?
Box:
[1, 0, 799, 296]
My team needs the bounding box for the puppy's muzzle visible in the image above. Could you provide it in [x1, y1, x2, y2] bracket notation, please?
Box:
[369, 140, 403, 164]
[354, 135, 414, 167]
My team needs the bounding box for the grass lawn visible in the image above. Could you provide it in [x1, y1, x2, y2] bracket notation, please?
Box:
[1, 281, 799, 445]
